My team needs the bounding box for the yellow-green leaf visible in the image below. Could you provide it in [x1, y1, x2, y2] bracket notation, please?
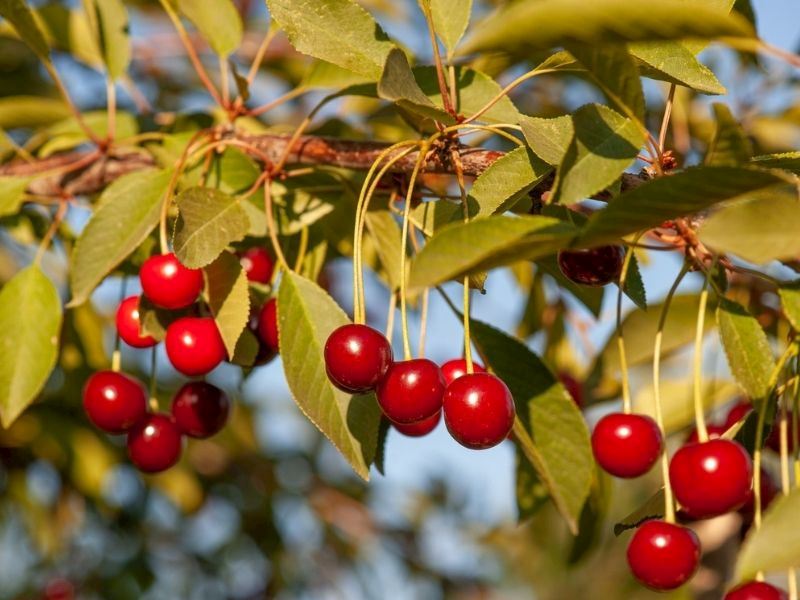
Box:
[205, 252, 250, 357]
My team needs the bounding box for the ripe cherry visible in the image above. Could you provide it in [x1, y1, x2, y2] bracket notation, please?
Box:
[247, 309, 276, 366]
[440, 359, 485, 386]
[740, 468, 779, 518]
[239, 247, 274, 284]
[377, 359, 445, 424]
[724, 581, 788, 600]
[443, 373, 515, 450]
[591, 413, 663, 478]
[557, 245, 623, 287]
[626, 520, 700, 591]
[83, 371, 147, 434]
[115, 295, 157, 348]
[127, 413, 182, 473]
[139, 253, 203, 309]
[725, 400, 753, 429]
[766, 411, 797, 453]
[393, 411, 441, 437]
[171, 381, 230, 438]
[558, 372, 583, 406]
[324, 324, 393, 393]
[686, 423, 726, 444]
[257, 298, 279, 355]
[165, 317, 226, 376]
[669, 439, 753, 519]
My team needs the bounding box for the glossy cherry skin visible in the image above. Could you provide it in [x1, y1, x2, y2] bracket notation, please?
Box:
[239, 247, 274, 284]
[393, 411, 441, 437]
[626, 520, 700, 591]
[686, 423, 726, 444]
[558, 372, 583, 407]
[324, 324, 393, 393]
[171, 381, 230, 438]
[165, 317, 227, 376]
[725, 581, 788, 600]
[257, 298, 279, 355]
[127, 413, 183, 473]
[591, 413, 663, 478]
[139, 253, 203, 309]
[440, 359, 486, 386]
[669, 439, 753, 519]
[115, 295, 157, 348]
[557, 246, 623, 287]
[83, 371, 148, 434]
[377, 359, 445, 424]
[443, 373, 516, 450]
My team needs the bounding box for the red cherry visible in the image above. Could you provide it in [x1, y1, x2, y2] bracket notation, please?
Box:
[591, 413, 663, 478]
[165, 317, 226, 376]
[558, 372, 583, 406]
[239, 247, 274, 284]
[127, 413, 182, 473]
[83, 371, 147, 434]
[725, 400, 753, 429]
[739, 468, 779, 517]
[725, 581, 788, 600]
[139, 253, 203, 309]
[377, 359, 445, 424]
[115, 295, 157, 348]
[171, 381, 230, 438]
[324, 324, 393, 393]
[43, 579, 74, 600]
[686, 423, 726, 444]
[557, 246, 623, 287]
[393, 411, 441, 437]
[257, 298, 279, 354]
[247, 308, 276, 366]
[766, 411, 797, 453]
[440, 359, 486, 386]
[669, 439, 753, 519]
[626, 520, 700, 591]
[443, 372, 515, 450]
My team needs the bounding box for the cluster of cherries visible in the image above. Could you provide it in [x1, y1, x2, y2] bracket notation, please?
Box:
[82, 248, 278, 473]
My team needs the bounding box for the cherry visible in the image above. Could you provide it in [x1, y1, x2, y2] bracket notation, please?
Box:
[393, 411, 441, 437]
[165, 317, 226, 376]
[686, 423, 726, 444]
[171, 381, 230, 438]
[558, 372, 583, 406]
[626, 520, 700, 591]
[257, 298, 279, 355]
[724, 581, 788, 600]
[740, 468, 779, 517]
[139, 253, 203, 309]
[440, 359, 486, 386]
[443, 373, 515, 450]
[247, 308, 276, 366]
[239, 247, 274, 284]
[127, 413, 182, 473]
[115, 295, 157, 348]
[43, 579, 74, 600]
[669, 439, 753, 519]
[324, 324, 393, 393]
[766, 411, 797, 453]
[557, 245, 623, 287]
[591, 413, 663, 478]
[83, 371, 147, 434]
[725, 400, 753, 429]
[377, 359, 445, 424]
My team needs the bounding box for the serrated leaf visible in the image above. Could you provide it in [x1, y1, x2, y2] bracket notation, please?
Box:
[69, 169, 172, 306]
[717, 297, 775, 399]
[569, 47, 644, 122]
[277, 272, 381, 480]
[779, 284, 800, 331]
[377, 48, 452, 122]
[469, 146, 552, 217]
[0, 0, 51, 60]
[0, 266, 62, 428]
[0, 175, 32, 217]
[520, 115, 574, 166]
[85, 0, 129, 78]
[705, 103, 752, 166]
[230, 328, 259, 367]
[205, 252, 250, 357]
[428, 0, 471, 55]
[177, 0, 242, 57]
[0, 96, 69, 129]
[364, 209, 403, 291]
[630, 41, 726, 95]
[622, 251, 647, 310]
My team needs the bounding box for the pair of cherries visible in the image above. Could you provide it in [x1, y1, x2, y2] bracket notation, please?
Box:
[323, 324, 516, 449]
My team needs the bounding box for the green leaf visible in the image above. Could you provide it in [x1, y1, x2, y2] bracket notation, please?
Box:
[520, 115, 574, 166]
[173, 187, 250, 269]
[428, 0, 471, 55]
[205, 252, 250, 357]
[69, 169, 173, 306]
[569, 47, 644, 123]
[377, 48, 452, 122]
[705, 103, 752, 166]
[751, 152, 800, 174]
[177, 0, 242, 57]
[515, 449, 550, 520]
[85, 0, 130, 78]
[277, 272, 381, 480]
[622, 251, 647, 310]
[717, 298, 775, 399]
[779, 284, 800, 331]
[633, 379, 739, 433]
[0, 175, 32, 217]
[0, 96, 69, 129]
[630, 41, 726, 95]
[552, 104, 644, 205]
[230, 328, 259, 367]
[364, 209, 403, 291]
[614, 490, 665, 535]
[735, 488, 800, 581]
[408, 216, 576, 290]
[266, 0, 395, 80]
[0, 266, 62, 428]
[0, 0, 51, 60]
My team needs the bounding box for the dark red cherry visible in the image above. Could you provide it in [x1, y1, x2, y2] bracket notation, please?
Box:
[725, 581, 788, 600]
[558, 372, 583, 406]
[724, 400, 753, 429]
[43, 578, 74, 600]
[739, 468, 779, 518]
[377, 359, 445, 424]
[669, 439, 753, 519]
[324, 324, 393, 393]
[766, 411, 797, 453]
[139, 253, 203, 309]
[686, 423, 726, 444]
[257, 298, 279, 355]
[127, 413, 182, 473]
[83, 370, 147, 434]
[165, 317, 226, 376]
[247, 308, 276, 366]
[171, 381, 230, 438]
[115, 295, 157, 348]
[239, 247, 274, 284]
[443, 373, 515, 450]
[591, 413, 663, 478]
[626, 520, 700, 591]
[440, 359, 486, 386]
[393, 411, 441, 437]
[557, 246, 623, 286]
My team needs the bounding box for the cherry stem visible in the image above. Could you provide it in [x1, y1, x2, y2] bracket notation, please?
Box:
[692, 278, 711, 443]
[419, 0, 455, 117]
[450, 146, 475, 374]
[106, 77, 117, 146]
[418, 288, 430, 358]
[43, 62, 102, 146]
[658, 84, 676, 154]
[294, 226, 309, 272]
[385, 291, 396, 341]
[148, 345, 159, 413]
[34, 198, 68, 266]
[263, 175, 289, 272]
[616, 240, 640, 415]
[112, 277, 128, 358]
